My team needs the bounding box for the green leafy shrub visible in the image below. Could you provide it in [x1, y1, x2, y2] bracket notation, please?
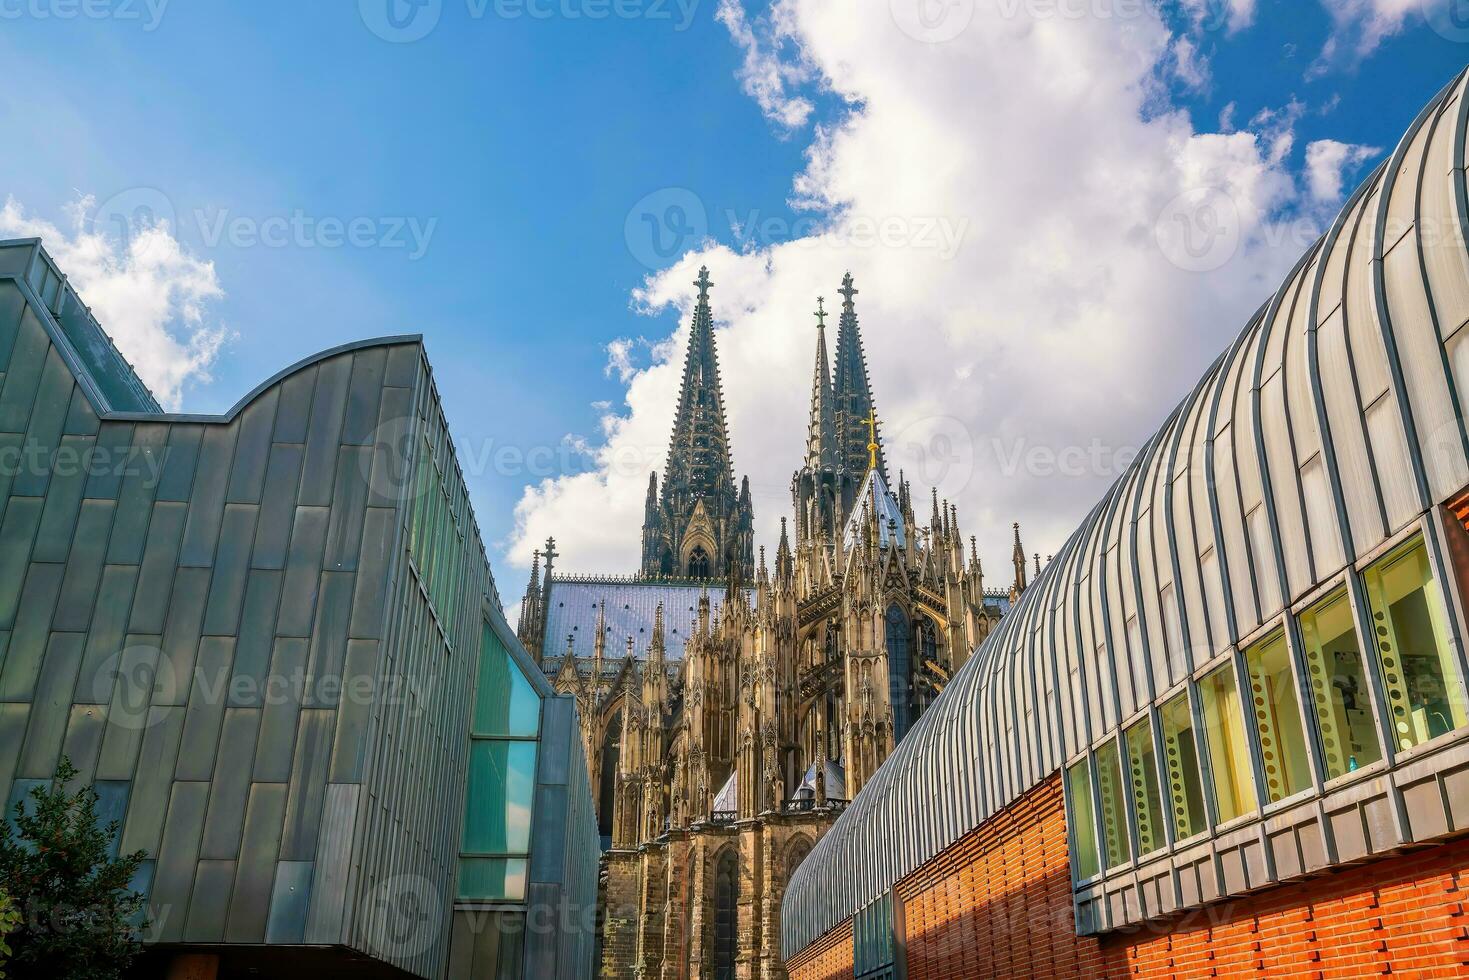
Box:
[0, 758, 148, 980]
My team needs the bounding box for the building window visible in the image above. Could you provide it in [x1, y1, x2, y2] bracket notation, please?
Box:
[885, 604, 912, 740]
[1124, 716, 1165, 856]
[1299, 588, 1381, 778]
[1095, 739, 1129, 869]
[1242, 630, 1311, 802]
[1066, 759, 1099, 880]
[688, 546, 710, 578]
[459, 624, 541, 902]
[713, 848, 738, 980]
[1199, 664, 1257, 823]
[1159, 692, 1207, 840]
[598, 709, 622, 846]
[1362, 535, 1469, 750]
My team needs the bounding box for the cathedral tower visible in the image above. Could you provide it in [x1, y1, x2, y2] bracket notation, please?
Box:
[640, 267, 756, 580]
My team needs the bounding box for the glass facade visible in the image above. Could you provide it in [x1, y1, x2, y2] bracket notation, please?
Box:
[1095, 739, 1129, 869]
[1363, 536, 1469, 751]
[1299, 588, 1381, 778]
[1159, 693, 1206, 840]
[1243, 631, 1311, 802]
[460, 624, 542, 902]
[1124, 716, 1165, 856]
[1066, 760, 1099, 880]
[1199, 664, 1257, 823]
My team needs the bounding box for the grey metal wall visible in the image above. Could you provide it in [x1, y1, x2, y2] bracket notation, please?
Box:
[0, 237, 501, 978]
[783, 67, 1469, 959]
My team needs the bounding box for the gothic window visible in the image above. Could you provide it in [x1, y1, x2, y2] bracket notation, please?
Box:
[713, 847, 739, 980]
[598, 709, 622, 847]
[916, 619, 938, 721]
[785, 836, 813, 881]
[886, 604, 912, 741]
[688, 546, 710, 579]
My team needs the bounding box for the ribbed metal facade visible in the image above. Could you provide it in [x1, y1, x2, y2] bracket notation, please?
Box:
[0, 237, 596, 978]
[783, 67, 1469, 959]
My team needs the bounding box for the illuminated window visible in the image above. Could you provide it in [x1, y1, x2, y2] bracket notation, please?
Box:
[1066, 760, 1099, 880]
[1243, 631, 1311, 802]
[1124, 716, 1165, 856]
[1199, 664, 1257, 823]
[1363, 536, 1469, 750]
[1096, 739, 1129, 869]
[1299, 588, 1381, 778]
[1159, 693, 1206, 840]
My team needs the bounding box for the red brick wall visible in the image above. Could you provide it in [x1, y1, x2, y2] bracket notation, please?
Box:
[786, 773, 1469, 979]
[896, 774, 1105, 979]
[786, 918, 853, 980]
[1102, 836, 1469, 977]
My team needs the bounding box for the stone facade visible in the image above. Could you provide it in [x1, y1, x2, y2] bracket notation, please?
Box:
[517, 267, 1020, 978]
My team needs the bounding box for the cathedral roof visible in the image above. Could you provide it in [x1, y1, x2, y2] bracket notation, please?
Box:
[792, 758, 847, 802]
[541, 577, 752, 661]
[842, 466, 907, 551]
[712, 771, 738, 814]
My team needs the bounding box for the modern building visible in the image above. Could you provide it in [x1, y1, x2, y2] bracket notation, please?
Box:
[517, 267, 1017, 977]
[781, 67, 1469, 979]
[0, 238, 597, 980]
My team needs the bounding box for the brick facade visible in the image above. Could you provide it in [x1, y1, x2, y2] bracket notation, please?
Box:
[787, 773, 1469, 979]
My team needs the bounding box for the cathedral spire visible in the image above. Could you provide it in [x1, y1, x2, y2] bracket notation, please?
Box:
[833, 272, 886, 481]
[641, 267, 755, 580]
[805, 296, 838, 472]
[1012, 522, 1028, 595]
[666, 266, 735, 495]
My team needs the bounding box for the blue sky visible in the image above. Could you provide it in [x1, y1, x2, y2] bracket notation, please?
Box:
[1, 0, 1466, 590]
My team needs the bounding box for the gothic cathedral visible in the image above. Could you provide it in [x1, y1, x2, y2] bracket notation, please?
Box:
[516, 267, 1027, 978]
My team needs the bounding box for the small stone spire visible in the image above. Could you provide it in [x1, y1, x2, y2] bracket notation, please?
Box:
[1012, 523, 1027, 595]
[805, 296, 838, 472]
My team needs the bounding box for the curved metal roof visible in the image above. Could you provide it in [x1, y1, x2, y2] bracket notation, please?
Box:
[782, 66, 1469, 958]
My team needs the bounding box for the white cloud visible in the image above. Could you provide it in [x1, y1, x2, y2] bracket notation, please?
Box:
[717, 0, 814, 131]
[508, 0, 1368, 579]
[0, 196, 228, 410]
[1304, 139, 1380, 202]
[1310, 0, 1426, 75]
[1178, 0, 1257, 34]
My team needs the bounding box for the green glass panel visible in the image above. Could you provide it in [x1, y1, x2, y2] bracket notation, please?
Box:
[1095, 740, 1129, 869]
[1363, 536, 1469, 751]
[1160, 692, 1207, 840]
[1243, 631, 1312, 802]
[463, 740, 536, 854]
[1200, 663, 1257, 823]
[1124, 716, 1164, 856]
[474, 624, 541, 737]
[1066, 760, 1099, 880]
[457, 857, 528, 902]
[1299, 588, 1382, 779]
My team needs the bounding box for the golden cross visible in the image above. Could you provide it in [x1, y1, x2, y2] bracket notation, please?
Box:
[861, 413, 879, 472]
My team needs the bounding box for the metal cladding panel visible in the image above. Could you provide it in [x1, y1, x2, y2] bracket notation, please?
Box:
[781, 68, 1469, 960]
[0, 257, 532, 979]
